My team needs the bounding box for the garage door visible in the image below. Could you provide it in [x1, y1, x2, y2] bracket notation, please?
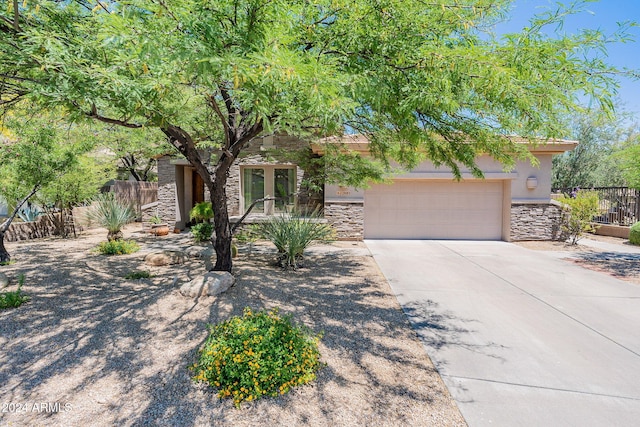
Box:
[364, 181, 503, 239]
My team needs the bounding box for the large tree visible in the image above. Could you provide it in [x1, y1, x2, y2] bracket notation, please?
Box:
[0, 118, 79, 262]
[0, 0, 634, 271]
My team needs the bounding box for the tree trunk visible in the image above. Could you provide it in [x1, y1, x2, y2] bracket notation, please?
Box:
[0, 185, 40, 263]
[210, 180, 233, 272]
[0, 232, 9, 263]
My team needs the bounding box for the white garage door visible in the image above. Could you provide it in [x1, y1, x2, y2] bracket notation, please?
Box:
[364, 181, 504, 239]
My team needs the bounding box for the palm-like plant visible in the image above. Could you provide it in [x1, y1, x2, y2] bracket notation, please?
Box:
[86, 193, 136, 241]
[260, 210, 334, 269]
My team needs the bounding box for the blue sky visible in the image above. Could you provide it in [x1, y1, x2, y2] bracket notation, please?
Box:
[494, 0, 640, 120]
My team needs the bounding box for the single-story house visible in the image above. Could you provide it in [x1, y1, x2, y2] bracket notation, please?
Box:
[154, 134, 576, 241]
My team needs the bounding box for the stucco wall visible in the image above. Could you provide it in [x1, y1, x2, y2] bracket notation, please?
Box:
[324, 153, 552, 204]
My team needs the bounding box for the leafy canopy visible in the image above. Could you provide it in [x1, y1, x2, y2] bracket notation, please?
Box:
[1, 0, 634, 180]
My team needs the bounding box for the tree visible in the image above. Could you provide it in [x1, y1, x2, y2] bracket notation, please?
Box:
[558, 190, 600, 244]
[0, 0, 634, 271]
[95, 124, 165, 182]
[36, 153, 114, 237]
[616, 130, 640, 189]
[0, 120, 78, 262]
[552, 108, 633, 189]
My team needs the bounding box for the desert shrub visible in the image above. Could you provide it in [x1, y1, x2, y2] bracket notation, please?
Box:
[630, 222, 640, 246]
[234, 224, 262, 244]
[190, 202, 214, 223]
[95, 239, 140, 255]
[125, 270, 151, 280]
[259, 212, 334, 269]
[192, 307, 322, 408]
[0, 275, 30, 309]
[86, 193, 136, 241]
[558, 190, 600, 245]
[191, 222, 213, 243]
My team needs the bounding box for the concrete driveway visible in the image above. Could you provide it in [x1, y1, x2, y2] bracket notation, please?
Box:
[366, 240, 640, 427]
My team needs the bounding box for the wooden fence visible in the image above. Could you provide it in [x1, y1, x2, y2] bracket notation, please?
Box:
[102, 180, 158, 218]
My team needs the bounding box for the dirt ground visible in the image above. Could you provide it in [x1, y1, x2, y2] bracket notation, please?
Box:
[515, 234, 640, 285]
[0, 226, 465, 427]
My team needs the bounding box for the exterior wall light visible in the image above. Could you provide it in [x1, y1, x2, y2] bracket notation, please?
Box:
[526, 176, 538, 190]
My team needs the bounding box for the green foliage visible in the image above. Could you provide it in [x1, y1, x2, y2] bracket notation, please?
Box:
[630, 222, 640, 246]
[189, 202, 214, 223]
[260, 212, 334, 269]
[234, 224, 262, 244]
[552, 109, 632, 189]
[191, 307, 322, 408]
[558, 190, 601, 245]
[0, 275, 30, 310]
[149, 215, 163, 225]
[191, 222, 213, 243]
[86, 193, 136, 241]
[617, 133, 640, 189]
[95, 240, 140, 255]
[124, 270, 151, 280]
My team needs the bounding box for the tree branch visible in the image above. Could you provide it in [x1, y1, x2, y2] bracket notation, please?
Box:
[230, 196, 278, 234]
[207, 94, 231, 149]
[0, 184, 40, 233]
[86, 104, 143, 128]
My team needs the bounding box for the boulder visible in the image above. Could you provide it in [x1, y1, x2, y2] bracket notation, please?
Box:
[185, 246, 214, 259]
[179, 272, 235, 298]
[0, 272, 8, 289]
[144, 250, 187, 266]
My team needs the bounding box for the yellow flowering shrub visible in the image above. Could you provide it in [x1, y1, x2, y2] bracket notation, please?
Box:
[191, 307, 322, 407]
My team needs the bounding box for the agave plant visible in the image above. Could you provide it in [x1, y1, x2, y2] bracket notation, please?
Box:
[86, 193, 136, 241]
[260, 210, 334, 269]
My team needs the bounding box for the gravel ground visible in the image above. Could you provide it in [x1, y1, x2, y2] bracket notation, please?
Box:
[515, 235, 640, 285]
[0, 226, 465, 426]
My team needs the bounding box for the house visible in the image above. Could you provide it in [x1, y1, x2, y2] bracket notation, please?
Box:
[155, 134, 576, 241]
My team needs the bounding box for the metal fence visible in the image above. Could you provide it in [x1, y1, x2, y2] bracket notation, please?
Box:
[553, 187, 640, 226]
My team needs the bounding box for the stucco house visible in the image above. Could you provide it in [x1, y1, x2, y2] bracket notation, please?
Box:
[154, 134, 576, 241]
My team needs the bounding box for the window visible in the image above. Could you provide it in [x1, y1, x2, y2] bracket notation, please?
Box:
[242, 166, 296, 214]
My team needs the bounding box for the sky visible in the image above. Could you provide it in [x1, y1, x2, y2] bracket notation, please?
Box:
[493, 0, 640, 120]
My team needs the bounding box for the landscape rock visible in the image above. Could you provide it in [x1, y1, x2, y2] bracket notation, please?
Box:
[185, 246, 214, 259]
[179, 272, 235, 298]
[144, 250, 187, 266]
[0, 272, 8, 289]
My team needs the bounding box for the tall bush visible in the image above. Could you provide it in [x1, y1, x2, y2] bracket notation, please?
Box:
[86, 193, 136, 241]
[558, 190, 600, 245]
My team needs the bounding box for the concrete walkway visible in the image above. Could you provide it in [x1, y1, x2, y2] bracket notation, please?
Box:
[366, 240, 640, 427]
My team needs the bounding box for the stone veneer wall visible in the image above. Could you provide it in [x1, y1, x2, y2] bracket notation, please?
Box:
[324, 202, 364, 240]
[157, 157, 177, 226]
[510, 202, 564, 241]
